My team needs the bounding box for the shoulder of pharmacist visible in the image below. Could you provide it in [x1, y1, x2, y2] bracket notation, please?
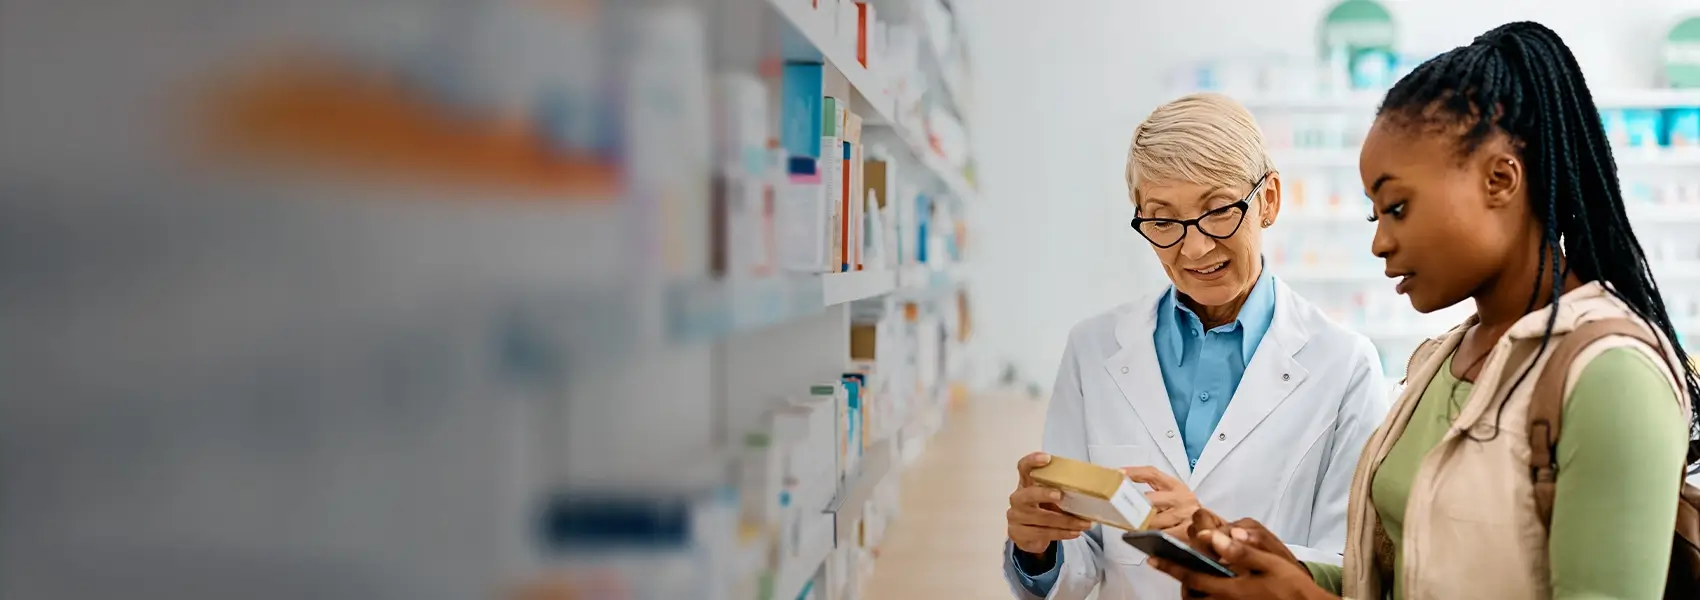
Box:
[1270, 278, 1383, 376]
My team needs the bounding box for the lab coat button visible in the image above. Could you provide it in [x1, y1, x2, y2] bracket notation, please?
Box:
[1218, 433, 1227, 441]
[1121, 366, 1129, 374]
[1166, 430, 1176, 438]
[1282, 373, 1291, 381]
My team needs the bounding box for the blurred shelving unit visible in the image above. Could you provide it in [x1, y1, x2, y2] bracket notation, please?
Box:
[0, 1, 978, 599]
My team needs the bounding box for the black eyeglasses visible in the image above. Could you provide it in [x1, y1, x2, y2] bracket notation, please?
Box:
[1130, 173, 1269, 248]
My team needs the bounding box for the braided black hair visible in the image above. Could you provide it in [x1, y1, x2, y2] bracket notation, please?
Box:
[1378, 21, 1700, 466]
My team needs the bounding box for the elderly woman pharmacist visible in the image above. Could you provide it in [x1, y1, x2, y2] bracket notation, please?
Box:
[1000, 93, 1391, 600]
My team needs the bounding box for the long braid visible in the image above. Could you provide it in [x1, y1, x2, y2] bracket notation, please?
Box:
[1380, 22, 1700, 466]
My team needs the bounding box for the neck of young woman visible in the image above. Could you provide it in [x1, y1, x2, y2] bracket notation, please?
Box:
[1472, 234, 1585, 335]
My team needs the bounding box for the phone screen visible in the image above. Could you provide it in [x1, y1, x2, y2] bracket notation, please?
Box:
[1120, 530, 1236, 578]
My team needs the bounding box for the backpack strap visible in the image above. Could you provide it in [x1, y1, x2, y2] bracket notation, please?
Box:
[1528, 318, 1665, 526]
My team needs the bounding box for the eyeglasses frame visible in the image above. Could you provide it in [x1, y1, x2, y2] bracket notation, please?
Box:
[1129, 172, 1271, 249]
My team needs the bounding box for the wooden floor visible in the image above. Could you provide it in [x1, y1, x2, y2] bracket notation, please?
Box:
[864, 391, 1047, 600]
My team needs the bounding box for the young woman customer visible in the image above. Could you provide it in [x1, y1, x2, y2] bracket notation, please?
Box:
[1149, 21, 1700, 599]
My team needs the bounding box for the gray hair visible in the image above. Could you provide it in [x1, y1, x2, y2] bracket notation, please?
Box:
[1126, 92, 1274, 203]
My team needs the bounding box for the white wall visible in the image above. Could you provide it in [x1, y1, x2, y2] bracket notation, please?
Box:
[960, 0, 1700, 388]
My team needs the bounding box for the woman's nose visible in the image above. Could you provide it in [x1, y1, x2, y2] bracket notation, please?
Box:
[1370, 224, 1394, 258]
[1179, 227, 1215, 259]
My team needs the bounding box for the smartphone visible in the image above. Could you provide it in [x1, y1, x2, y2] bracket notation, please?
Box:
[1121, 530, 1236, 578]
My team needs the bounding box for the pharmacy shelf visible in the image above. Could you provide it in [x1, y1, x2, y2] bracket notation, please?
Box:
[824, 270, 900, 305]
[667, 271, 895, 342]
[771, 0, 896, 126]
[769, 0, 978, 202]
[867, 0, 970, 121]
[775, 511, 838, 600]
[898, 127, 979, 201]
[826, 438, 897, 542]
[1242, 89, 1700, 113]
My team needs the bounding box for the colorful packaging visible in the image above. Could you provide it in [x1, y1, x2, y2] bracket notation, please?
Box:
[1665, 108, 1700, 147]
[1624, 109, 1663, 149]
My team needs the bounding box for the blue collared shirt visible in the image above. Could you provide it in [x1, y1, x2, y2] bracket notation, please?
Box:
[1155, 267, 1277, 469]
[1011, 268, 1278, 596]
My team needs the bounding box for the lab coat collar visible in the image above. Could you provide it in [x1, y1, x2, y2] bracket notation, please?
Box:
[1105, 277, 1311, 485]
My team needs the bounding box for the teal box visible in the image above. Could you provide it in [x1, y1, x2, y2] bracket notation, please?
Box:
[781, 63, 824, 159]
[1624, 109, 1662, 148]
[1665, 108, 1700, 148]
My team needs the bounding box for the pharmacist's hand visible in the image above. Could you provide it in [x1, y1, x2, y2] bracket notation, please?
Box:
[1121, 466, 1199, 539]
[1149, 529, 1336, 600]
[1009, 452, 1094, 556]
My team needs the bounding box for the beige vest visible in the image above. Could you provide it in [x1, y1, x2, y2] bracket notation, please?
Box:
[1340, 283, 1692, 600]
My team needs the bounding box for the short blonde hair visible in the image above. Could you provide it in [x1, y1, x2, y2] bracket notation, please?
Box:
[1125, 93, 1273, 203]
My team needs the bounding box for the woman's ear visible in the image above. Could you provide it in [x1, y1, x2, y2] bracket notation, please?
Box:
[1259, 172, 1282, 228]
[1483, 151, 1522, 208]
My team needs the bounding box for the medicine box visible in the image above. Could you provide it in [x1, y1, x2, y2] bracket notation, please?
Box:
[1029, 455, 1156, 531]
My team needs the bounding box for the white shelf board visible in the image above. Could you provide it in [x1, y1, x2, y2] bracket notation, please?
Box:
[822, 270, 898, 305]
[825, 438, 896, 542]
[1595, 89, 1700, 109]
[666, 271, 894, 343]
[774, 511, 836, 600]
[1614, 150, 1700, 167]
[1240, 92, 1382, 112]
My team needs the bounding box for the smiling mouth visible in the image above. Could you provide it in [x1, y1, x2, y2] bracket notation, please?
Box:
[1187, 261, 1229, 275]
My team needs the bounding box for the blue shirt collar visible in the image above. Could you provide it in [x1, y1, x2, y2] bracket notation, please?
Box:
[1160, 260, 1277, 359]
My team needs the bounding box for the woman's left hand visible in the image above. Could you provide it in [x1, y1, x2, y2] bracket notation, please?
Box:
[1122, 466, 1200, 540]
[1148, 528, 1336, 600]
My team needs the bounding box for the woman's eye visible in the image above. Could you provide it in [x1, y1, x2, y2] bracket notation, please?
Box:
[1368, 201, 1407, 223]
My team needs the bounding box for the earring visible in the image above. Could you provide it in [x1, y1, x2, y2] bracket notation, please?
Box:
[1262, 220, 1271, 227]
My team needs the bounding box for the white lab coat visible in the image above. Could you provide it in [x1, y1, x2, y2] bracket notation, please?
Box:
[1003, 278, 1390, 600]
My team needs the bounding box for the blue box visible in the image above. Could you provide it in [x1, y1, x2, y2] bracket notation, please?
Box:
[1624, 109, 1662, 149]
[781, 63, 824, 159]
[1665, 108, 1700, 148]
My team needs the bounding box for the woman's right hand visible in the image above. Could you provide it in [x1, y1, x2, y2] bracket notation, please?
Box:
[1151, 529, 1336, 600]
[1007, 452, 1094, 556]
